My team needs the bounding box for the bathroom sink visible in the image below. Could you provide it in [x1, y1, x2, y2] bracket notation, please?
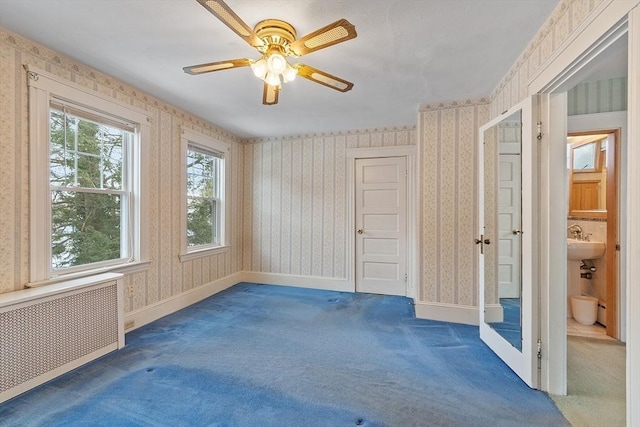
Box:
[567, 239, 605, 260]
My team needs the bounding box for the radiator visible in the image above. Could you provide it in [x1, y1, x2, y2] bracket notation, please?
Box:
[0, 272, 124, 403]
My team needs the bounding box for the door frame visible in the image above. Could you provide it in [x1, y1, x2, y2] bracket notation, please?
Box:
[346, 146, 417, 299]
[568, 113, 627, 340]
[526, 1, 639, 405]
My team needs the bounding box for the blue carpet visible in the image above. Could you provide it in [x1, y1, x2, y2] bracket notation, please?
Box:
[0, 283, 568, 426]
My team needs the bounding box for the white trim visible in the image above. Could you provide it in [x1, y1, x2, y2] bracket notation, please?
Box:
[626, 5, 640, 425]
[124, 271, 241, 332]
[27, 66, 150, 283]
[25, 66, 149, 124]
[180, 127, 231, 258]
[528, 0, 636, 94]
[345, 145, 418, 299]
[178, 245, 230, 262]
[26, 261, 150, 288]
[478, 97, 539, 389]
[533, 4, 638, 396]
[414, 301, 479, 326]
[241, 272, 353, 293]
[0, 272, 123, 308]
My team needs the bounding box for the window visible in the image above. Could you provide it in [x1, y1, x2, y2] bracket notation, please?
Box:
[186, 147, 222, 247]
[49, 103, 132, 270]
[28, 66, 149, 283]
[181, 128, 229, 258]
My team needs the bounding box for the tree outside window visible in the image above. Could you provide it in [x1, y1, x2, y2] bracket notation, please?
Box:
[186, 146, 222, 248]
[49, 107, 130, 271]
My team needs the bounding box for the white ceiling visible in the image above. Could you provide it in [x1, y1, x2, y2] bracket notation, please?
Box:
[0, 0, 559, 139]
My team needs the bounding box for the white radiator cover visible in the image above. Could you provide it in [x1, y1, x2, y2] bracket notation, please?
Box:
[0, 272, 124, 403]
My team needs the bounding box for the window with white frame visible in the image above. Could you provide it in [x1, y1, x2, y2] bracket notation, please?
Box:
[28, 67, 149, 282]
[181, 129, 229, 256]
[49, 103, 132, 270]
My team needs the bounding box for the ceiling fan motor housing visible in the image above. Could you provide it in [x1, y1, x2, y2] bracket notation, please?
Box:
[254, 19, 297, 55]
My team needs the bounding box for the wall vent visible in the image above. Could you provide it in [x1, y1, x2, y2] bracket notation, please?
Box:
[0, 273, 124, 403]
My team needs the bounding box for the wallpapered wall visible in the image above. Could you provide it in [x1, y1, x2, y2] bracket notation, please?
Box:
[0, 28, 245, 314]
[418, 100, 491, 307]
[242, 129, 415, 280]
[491, 0, 608, 115]
[568, 76, 628, 115]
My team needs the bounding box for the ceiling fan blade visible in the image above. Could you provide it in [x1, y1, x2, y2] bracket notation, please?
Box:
[263, 83, 279, 105]
[183, 58, 251, 75]
[289, 19, 357, 57]
[195, 0, 265, 48]
[296, 64, 354, 92]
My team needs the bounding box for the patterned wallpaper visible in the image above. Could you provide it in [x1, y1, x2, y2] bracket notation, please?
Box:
[418, 99, 491, 306]
[0, 28, 244, 314]
[242, 128, 416, 279]
[491, 0, 607, 115]
[568, 76, 628, 115]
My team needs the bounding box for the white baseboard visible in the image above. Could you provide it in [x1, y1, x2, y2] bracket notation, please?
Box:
[124, 271, 242, 333]
[484, 304, 504, 323]
[241, 271, 354, 293]
[414, 301, 479, 325]
[124, 272, 481, 334]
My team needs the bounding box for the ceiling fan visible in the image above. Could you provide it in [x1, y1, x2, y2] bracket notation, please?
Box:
[183, 0, 357, 105]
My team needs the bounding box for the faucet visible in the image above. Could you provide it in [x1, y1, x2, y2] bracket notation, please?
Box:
[567, 224, 583, 240]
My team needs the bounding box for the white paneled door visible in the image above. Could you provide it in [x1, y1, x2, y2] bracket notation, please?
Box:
[498, 155, 522, 298]
[355, 157, 407, 296]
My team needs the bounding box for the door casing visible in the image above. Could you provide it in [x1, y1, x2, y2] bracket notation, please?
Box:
[346, 146, 417, 299]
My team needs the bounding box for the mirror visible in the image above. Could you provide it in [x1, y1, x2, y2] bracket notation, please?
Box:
[483, 110, 522, 350]
[567, 133, 611, 218]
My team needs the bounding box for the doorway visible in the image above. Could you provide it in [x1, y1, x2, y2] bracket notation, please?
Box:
[539, 23, 628, 413]
[566, 122, 622, 340]
[354, 156, 407, 296]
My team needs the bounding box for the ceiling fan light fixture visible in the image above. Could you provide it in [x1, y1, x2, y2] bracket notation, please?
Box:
[265, 71, 281, 87]
[187, 1, 357, 105]
[266, 53, 287, 74]
[250, 58, 267, 79]
[282, 63, 297, 83]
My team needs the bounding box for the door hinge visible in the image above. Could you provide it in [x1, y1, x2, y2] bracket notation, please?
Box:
[537, 339, 542, 360]
[404, 273, 408, 283]
[536, 121, 543, 141]
[616, 243, 621, 251]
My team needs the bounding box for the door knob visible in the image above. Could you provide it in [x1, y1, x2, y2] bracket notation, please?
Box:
[357, 229, 364, 234]
[484, 238, 491, 245]
[512, 229, 523, 235]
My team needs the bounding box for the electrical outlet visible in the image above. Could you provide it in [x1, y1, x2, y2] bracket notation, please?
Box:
[126, 284, 134, 298]
[124, 320, 135, 330]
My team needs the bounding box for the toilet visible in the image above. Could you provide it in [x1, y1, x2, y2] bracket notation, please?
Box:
[570, 295, 598, 325]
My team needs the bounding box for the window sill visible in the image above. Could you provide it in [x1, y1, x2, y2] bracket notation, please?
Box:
[27, 260, 151, 288]
[179, 245, 230, 262]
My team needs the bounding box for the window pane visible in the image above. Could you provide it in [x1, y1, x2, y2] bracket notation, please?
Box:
[50, 147, 75, 186]
[187, 197, 214, 246]
[187, 150, 215, 198]
[101, 127, 124, 190]
[77, 153, 101, 188]
[49, 109, 125, 190]
[51, 190, 122, 269]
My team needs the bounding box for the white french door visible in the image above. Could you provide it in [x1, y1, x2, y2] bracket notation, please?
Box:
[478, 97, 539, 389]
